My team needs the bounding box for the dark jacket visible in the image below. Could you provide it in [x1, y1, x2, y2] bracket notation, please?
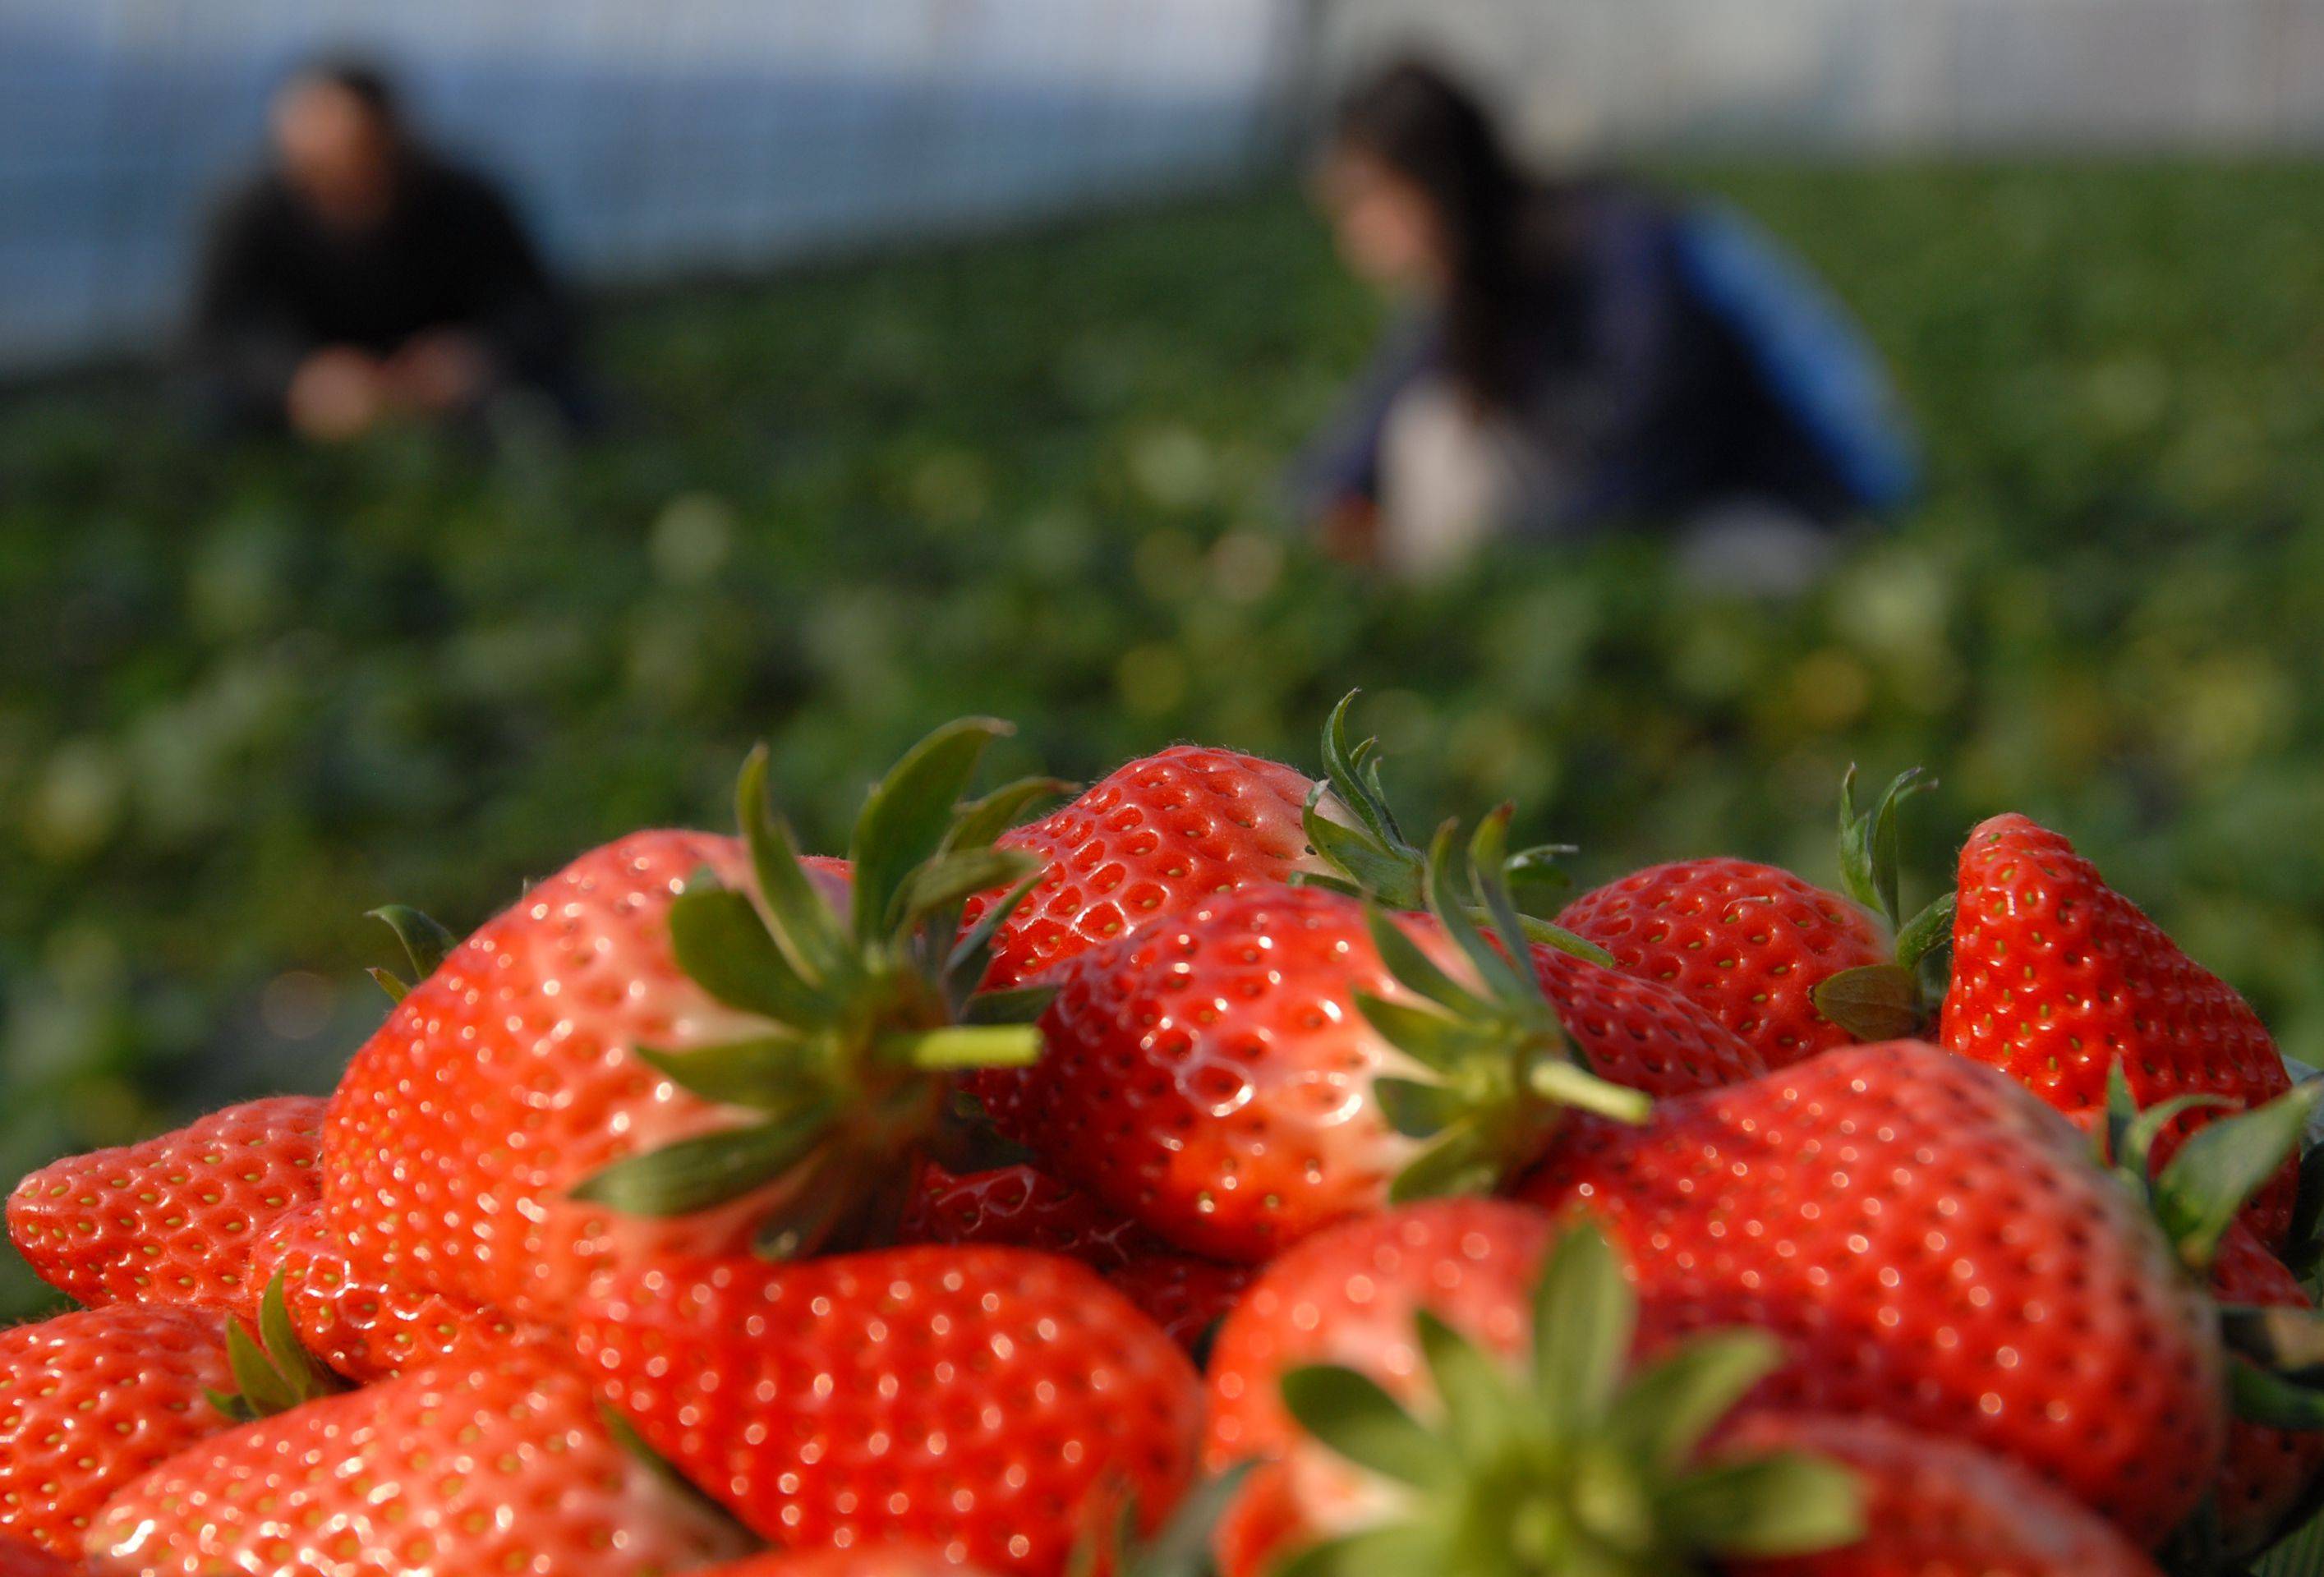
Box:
[1289, 188, 1864, 535]
[191, 154, 574, 423]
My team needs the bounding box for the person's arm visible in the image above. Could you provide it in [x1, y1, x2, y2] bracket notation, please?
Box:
[189, 191, 311, 424]
[1282, 315, 1438, 528]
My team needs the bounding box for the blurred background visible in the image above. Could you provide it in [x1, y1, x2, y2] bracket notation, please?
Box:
[7, 0, 2324, 1316]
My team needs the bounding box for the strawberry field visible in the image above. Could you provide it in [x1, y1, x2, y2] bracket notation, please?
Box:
[6, 158, 2324, 1342]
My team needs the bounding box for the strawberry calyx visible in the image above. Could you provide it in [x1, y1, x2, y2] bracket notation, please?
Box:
[1810, 765, 1954, 1042]
[1266, 1221, 1864, 1576]
[1064, 1464, 1254, 1577]
[207, 1268, 349, 1423]
[2096, 1064, 2324, 1438]
[1299, 690, 1610, 967]
[570, 718, 1065, 1259]
[366, 903, 458, 1004]
[1365, 813, 1650, 1207]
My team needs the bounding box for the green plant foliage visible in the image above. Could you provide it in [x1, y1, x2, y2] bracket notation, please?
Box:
[6, 166, 2324, 1318]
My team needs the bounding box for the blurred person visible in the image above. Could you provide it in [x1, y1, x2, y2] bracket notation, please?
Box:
[190, 59, 585, 442]
[1290, 60, 1916, 586]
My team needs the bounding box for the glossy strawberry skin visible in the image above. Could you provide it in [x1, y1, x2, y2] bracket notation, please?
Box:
[1528, 945, 1765, 1095]
[1557, 859, 1889, 1067]
[246, 1201, 522, 1383]
[1941, 813, 2296, 1247]
[697, 1553, 987, 1577]
[86, 1342, 754, 1577]
[1719, 1413, 2165, 1577]
[7, 1096, 324, 1322]
[0, 1303, 239, 1555]
[2209, 1225, 2324, 1556]
[900, 1162, 1249, 1352]
[1204, 1198, 1553, 1474]
[968, 745, 1323, 991]
[986, 883, 1440, 1263]
[1515, 1041, 2225, 1547]
[573, 1245, 1203, 1577]
[320, 830, 811, 1322]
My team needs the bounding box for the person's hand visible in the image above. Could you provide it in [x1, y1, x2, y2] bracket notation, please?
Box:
[384, 331, 493, 414]
[286, 347, 385, 442]
[1316, 498, 1383, 567]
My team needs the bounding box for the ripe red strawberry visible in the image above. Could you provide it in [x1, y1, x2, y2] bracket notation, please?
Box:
[7, 1096, 324, 1321]
[1204, 1203, 1863, 1575]
[0, 1538, 74, 1577]
[88, 1340, 754, 1575]
[698, 1554, 985, 1577]
[900, 1162, 1249, 1352]
[2208, 1224, 2324, 1556]
[993, 807, 1720, 1263]
[967, 744, 1325, 991]
[1529, 943, 1765, 1093]
[0, 1303, 239, 1555]
[1515, 1041, 2226, 1544]
[1557, 858, 1890, 1068]
[245, 1201, 521, 1383]
[1942, 812, 2297, 1246]
[1719, 1413, 2166, 1577]
[573, 1244, 1203, 1577]
[322, 723, 1056, 1323]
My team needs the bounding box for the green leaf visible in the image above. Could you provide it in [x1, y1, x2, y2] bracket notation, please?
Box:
[1372, 1075, 1470, 1139]
[1355, 991, 1503, 1075]
[223, 1317, 296, 1418]
[1835, 766, 1931, 931]
[1387, 1124, 1500, 1205]
[256, 1269, 338, 1408]
[1809, 964, 1925, 1042]
[668, 886, 829, 1027]
[1425, 821, 1530, 1006]
[1664, 1451, 1866, 1559]
[1513, 915, 1619, 971]
[946, 775, 1072, 856]
[1608, 1330, 1783, 1468]
[1317, 691, 1404, 852]
[849, 717, 1011, 948]
[367, 967, 409, 1004]
[370, 903, 458, 985]
[2231, 1355, 2324, 1431]
[2154, 1082, 2323, 1271]
[2221, 1304, 2324, 1382]
[736, 744, 849, 983]
[1894, 891, 1957, 974]
[961, 984, 1057, 1026]
[894, 845, 1042, 934]
[1364, 906, 1490, 1019]
[1528, 1223, 1636, 1431]
[1271, 1524, 1449, 1577]
[1413, 1308, 1518, 1460]
[1306, 802, 1422, 909]
[1524, 1060, 1653, 1124]
[1468, 807, 1552, 1016]
[569, 1110, 831, 1216]
[1278, 1363, 1458, 1491]
[1125, 1462, 1256, 1577]
[633, 1037, 820, 1109]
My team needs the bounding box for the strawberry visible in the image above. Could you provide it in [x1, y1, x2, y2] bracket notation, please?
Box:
[1110, 1253, 1254, 1353]
[1204, 1206, 1863, 1575]
[321, 722, 1058, 1323]
[0, 1539, 74, 1577]
[1515, 1040, 2227, 1545]
[572, 1244, 1203, 1577]
[1941, 811, 2298, 1246]
[698, 1555, 984, 1577]
[7, 1096, 324, 1321]
[1556, 770, 1952, 1068]
[245, 1200, 521, 1383]
[1719, 1413, 2166, 1577]
[87, 1340, 754, 1575]
[967, 745, 1325, 991]
[0, 1303, 239, 1555]
[900, 1161, 1249, 1352]
[994, 815, 1655, 1263]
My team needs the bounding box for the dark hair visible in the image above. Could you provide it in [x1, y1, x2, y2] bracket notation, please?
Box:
[288, 56, 404, 135]
[1332, 59, 1566, 407]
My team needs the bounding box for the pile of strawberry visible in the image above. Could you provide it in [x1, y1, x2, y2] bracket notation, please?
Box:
[5, 697, 2324, 1577]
